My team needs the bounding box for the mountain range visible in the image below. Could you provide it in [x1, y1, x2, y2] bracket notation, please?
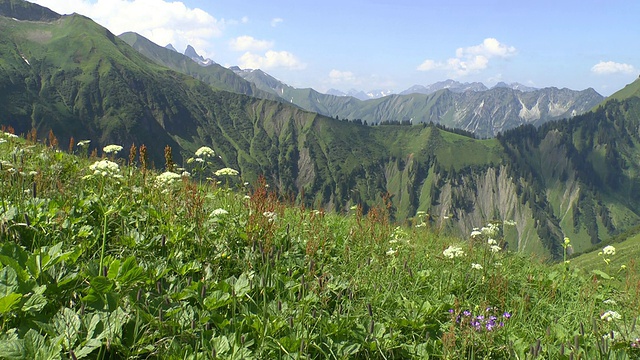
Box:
[226, 66, 602, 137]
[2, 0, 640, 261]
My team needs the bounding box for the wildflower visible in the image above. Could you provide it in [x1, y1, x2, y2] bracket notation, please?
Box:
[195, 146, 215, 158]
[103, 144, 123, 154]
[602, 245, 616, 256]
[28, 171, 38, 176]
[601, 310, 621, 322]
[4, 132, 18, 138]
[88, 159, 120, 177]
[503, 220, 516, 226]
[263, 211, 277, 223]
[215, 167, 239, 177]
[181, 171, 191, 177]
[195, 158, 205, 163]
[386, 248, 397, 256]
[0, 139, 6, 144]
[470, 230, 482, 238]
[443, 245, 465, 259]
[154, 171, 182, 187]
[487, 238, 497, 245]
[76, 140, 91, 147]
[603, 299, 617, 306]
[471, 263, 483, 270]
[490, 245, 501, 253]
[210, 208, 229, 217]
[564, 237, 571, 245]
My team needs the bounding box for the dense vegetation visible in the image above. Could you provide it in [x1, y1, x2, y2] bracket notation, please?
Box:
[2, 0, 640, 261]
[1, 132, 640, 359]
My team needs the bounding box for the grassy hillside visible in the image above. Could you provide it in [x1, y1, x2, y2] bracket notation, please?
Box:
[1, 132, 640, 358]
[1, 0, 640, 262]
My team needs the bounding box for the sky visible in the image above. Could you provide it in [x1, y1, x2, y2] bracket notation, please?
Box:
[32, 0, 640, 96]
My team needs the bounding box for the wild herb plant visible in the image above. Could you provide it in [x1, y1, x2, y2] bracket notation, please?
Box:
[0, 130, 639, 359]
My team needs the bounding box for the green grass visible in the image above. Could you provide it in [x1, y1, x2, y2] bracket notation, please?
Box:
[1, 131, 640, 359]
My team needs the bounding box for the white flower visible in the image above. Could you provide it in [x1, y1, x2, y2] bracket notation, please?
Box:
[601, 310, 621, 322]
[470, 230, 482, 238]
[215, 167, 239, 177]
[195, 146, 215, 158]
[103, 144, 123, 154]
[181, 171, 191, 177]
[195, 158, 205, 163]
[443, 245, 465, 259]
[263, 211, 277, 222]
[210, 208, 229, 217]
[154, 171, 182, 187]
[386, 248, 397, 256]
[503, 220, 517, 226]
[487, 238, 498, 245]
[0, 139, 6, 144]
[471, 263, 483, 270]
[490, 245, 502, 253]
[603, 299, 617, 305]
[28, 171, 38, 176]
[76, 140, 91, 147]
[602, 245, 616, 256]
[89, 159, 120, 177]
[4, 132, 18, 138]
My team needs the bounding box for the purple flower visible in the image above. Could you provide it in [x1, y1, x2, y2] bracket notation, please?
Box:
[449, 309, 455, 314]
[463, 310, 471, 317]
[503, 312, 511, 319]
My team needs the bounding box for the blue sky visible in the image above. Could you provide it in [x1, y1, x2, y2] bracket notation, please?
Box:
[33, 0, 639, 96]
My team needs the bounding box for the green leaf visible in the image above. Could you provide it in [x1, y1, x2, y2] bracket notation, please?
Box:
[0, 266, 19, 296]
[204, 290, 231, 310]
[0, 339, 25, 359]
[233, 272, 251, 298]
[0, 293, 22, 314]
[0, 243, 30, 282]
[73, 338, 102, 359]
[53, 308, 81, 350]
[90, 276, 114, 293]
[22, 293, 48, 313]
[591, 269, 612, 280]
[211, 335, 230, 356]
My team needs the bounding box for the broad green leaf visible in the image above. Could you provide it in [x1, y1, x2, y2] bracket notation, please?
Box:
[592, 269, 612, 280]
[53, 308, 81, 349]
[0, 266, 19, 296]
[0, 339, 25, 359]
[73, 338, 102, 359]
[234, 273, 251, 298]
[22, 293, 47, 313]
[0, 243, 29, 282]
[211, 335, 230, 356]
[0, 293, 22, 314]
[90, 276, 114, 293]
[204, 290, 231, 310]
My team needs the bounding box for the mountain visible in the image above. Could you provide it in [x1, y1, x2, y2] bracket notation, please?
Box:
[0, 0, 59, 21]
[492, 81, 538, 92]
[164, 43, 177, 52]
[231, 68, 603, 137]
[2, 0, 640, 261]
[183, 44, 215, 66]
[118, 32, 278, 101]
[400, 80, 488, 95]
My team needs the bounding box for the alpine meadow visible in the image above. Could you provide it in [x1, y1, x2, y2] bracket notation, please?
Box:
[2, 0, 640, 358]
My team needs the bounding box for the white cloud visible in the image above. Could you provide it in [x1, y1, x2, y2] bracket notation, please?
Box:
[417, 38, 516, 77]
[329, 69, 356, 83]
[238, 51, 306, 70]
[591, 61, 636, 75]
[229, 36, 274, 52]
[33, 0, 225, 57]
[271, 18, 284, 27]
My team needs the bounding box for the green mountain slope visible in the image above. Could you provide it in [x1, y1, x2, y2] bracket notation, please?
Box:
[1, 0, 640, 261]
[118, 32, 279, 101]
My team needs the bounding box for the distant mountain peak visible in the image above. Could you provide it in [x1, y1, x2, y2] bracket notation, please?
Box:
[184, 44, 215, 66]
[165, 44, 177, 52]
